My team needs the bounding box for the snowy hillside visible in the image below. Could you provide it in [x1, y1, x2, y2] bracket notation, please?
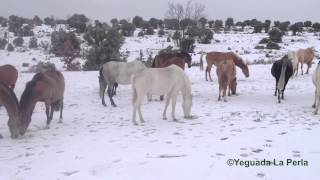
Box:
[0, 26, 320, 180]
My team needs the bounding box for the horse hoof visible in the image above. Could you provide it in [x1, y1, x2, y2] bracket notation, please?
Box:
[102, 103, 107, 107]
[58, 120, 63, 124]
[44, 126, 50, 129]
[163, 117, 167, 120]
[173, 118, 178, 122]
[314, 111, 318, 115]
[112, 104, 117, 107]
[312, 105, 316, 108]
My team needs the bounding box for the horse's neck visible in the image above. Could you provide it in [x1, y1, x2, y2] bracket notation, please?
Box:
[234, 57, 245, 69]
[1, 91, 19, 118]
[21, 99, 37, 118]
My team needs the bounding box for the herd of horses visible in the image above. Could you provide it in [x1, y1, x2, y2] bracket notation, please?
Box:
[0, 47, 318, 138]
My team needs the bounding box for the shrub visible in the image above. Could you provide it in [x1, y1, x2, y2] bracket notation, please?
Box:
[158, 28, 165, 37]
[290, 22, 303, 36]
[266, 41, 280, 50]
[268, 27, 283, 43]
[51, 30, 80, 56]
[0, 38, 8, 49]
[180, 38, 195, 53]
[29, 37, 38, 49]
[138, 30, 144, 37]
[121, 22, 136, 37]
[27, 61, 56, 73]
[145, 27, 154, 35]
[7, 43, 14, 51]
[13, 37, 24, 47]
[199, 29, 213, 44]
[259, 38, 270, 44]
[67, 14, 89, 33]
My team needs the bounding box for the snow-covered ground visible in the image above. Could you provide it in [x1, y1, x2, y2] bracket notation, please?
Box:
[0, 28, 320, 180]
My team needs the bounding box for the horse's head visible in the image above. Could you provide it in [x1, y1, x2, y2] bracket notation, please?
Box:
[242, 65, 249, 78]
[18, 112, 31, 136]
[7, 114, 21, 139]
[181, 52, 192, 68]
[230, 78, 237, 95]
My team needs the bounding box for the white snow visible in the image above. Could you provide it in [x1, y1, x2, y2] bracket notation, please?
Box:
[0, 27, 320, 180]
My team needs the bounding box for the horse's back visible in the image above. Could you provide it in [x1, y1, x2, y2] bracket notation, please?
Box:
[35, 71, 65, 101]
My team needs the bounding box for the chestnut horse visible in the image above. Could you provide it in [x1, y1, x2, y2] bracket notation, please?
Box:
[296, 47, 315, 75]
[19, 70, 65, 135]
[0, 64, 18, 90]
[152, 50, 192, 100]
[200, 51, 249, 81]
[216, 60, 236, 102]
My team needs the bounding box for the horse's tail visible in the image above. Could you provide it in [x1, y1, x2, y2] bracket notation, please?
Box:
[151, 56, 157, 68]
[278, 59, 289, 91]
[220, 61, 229, 86]
[99, 67, 106, 98]
[200, 53, 206, 71]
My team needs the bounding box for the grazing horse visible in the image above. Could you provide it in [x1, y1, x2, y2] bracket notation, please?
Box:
[271, 55, 293, 103]
[99, 61, 146, 107]
[296, 48, 315, 75]
[200, 51, 249, 81]
[312, 61, 320, 114]
[19, 70, 65, 134]
[216, 60, 236, 102]
[0, 83, 20, 138]
[132, 64, 193, 125]
[152, 51, 192, 70]
[0, 64, 18, 90]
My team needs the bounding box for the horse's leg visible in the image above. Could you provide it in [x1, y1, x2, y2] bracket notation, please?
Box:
[274, 80, 278, 96]
[49, 105, 54, 121]
[58, 99, 64, 123]
[306, 63, 311, 74]
[160, 95, 164, 101]
[278, 90, 281, 103]
[312, 90, 317, 108]
[147, 93, 152, 101]
[163, 92, 172, 120]
[223, 86, 227, 102]
[132, 104, 138, 125]
[301, 63, 303, 75]
[101, 84, 107, 106]
[107, 84, 117, 107]
[218, 84, 221, 101]
[171, 91, 179, 121]
[45, 103, 51, 128]
[315, 95, 320, 115]
[208, 66, 213, 82]
[205, 66, 208, 81]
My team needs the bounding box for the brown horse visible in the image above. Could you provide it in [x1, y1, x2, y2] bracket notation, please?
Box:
[0, 64, 18, 90]
[296, 47, 315, 75]
[152, 50, 192, 100]
[19, 70, 65, 135]
[0, 83, 20, 138]
[216, 60, 236, 102]
[200, 51, 249, 81]
[152, 51, 192, 70]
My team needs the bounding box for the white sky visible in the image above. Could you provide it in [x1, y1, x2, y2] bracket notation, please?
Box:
[0, 0, 319, 23]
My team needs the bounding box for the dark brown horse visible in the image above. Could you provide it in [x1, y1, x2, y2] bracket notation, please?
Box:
[152, 50, 192, 100]
[152, 51, 192, 70]
[19, 70, 65, 135]
[0, 64, 18, 90]
[200, 51, 249, 81]
[0, 83, 20, 138]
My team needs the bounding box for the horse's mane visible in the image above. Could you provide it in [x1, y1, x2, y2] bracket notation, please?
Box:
[20, 72, 43, 109]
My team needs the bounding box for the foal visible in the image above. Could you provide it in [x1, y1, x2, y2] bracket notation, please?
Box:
[216, 60, 236, 102]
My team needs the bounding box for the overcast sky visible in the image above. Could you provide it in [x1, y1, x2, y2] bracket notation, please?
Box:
[0, 0, 319, 23]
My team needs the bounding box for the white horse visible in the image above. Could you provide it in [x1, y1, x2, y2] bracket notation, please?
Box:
[99, 61, 146, 107]
[132, 64, 193, 125]
[288, 50, 299, 76]
[312, 61, 320, 114]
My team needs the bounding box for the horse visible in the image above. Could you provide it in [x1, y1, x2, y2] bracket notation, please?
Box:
[0, 64, 18, 90]
[19, 70, 65, 134]
[132, 64, 192, 125]
[200, 51, 249, 81]
[152, 50, 192, 70]
[271, 55, 293, 103]
[151, 50, 192, 101]
[288, 50, 299, 76]
[99, 61, 146, 107]
[312, 61, 320, 114]
[216, 60, 236, 102]
[296, 47, 315, 75]
[0, 83, 20, 138]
